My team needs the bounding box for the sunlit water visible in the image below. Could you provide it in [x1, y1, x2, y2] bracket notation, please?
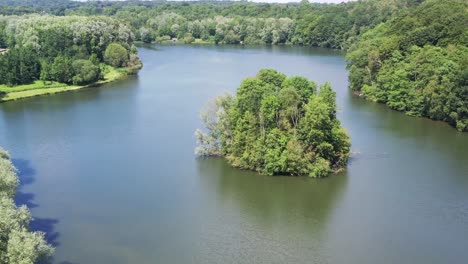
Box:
[1, 45, 467, 264]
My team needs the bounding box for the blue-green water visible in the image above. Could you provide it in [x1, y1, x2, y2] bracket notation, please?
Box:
[1, 45, 467, 264]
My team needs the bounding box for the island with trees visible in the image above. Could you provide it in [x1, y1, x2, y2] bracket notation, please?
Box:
[0, 15, 142, 102]
[0, 1, 465, 262]
[0, 147, 53, 263]
[196, 69, 351, 177]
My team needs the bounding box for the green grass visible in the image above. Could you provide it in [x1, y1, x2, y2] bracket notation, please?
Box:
[0, 81, 68, 93]
[0, 65, 136, 102]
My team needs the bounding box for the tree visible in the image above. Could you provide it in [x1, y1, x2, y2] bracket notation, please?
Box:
[0, 147, 54, 264]
[50, 56, 74, 84]
[0, 15, 140, 87]
[195, 69, 351, 177]
[346, 0, 468, 131]
[104, 43, 129, 68]
[72, 59, 101, 85]
[0, 47, 40, 86]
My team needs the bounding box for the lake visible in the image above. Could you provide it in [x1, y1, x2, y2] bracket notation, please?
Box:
[1, 45, 467, 264]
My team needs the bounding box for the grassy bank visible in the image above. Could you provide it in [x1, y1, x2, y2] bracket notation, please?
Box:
[0, 64, 140, 103]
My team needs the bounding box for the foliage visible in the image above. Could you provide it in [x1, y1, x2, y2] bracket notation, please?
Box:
[0, 0, 419, 49]
[346, 0, 468, 131]
[0, 147, 54, 264]
[104, 0, 416, 48]
[196, 69, 351, 177]
[104, 43, 129, 68]
[0, 15, 138, 87]
[0, 65, 130, 102]
[72, 59, 101, 85]
[0, 47, 40, 86]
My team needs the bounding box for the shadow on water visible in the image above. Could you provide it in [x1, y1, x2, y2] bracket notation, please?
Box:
[13, 159, 38, 208]
[30, 218, 61, 247]
[348, 95, 468, 159]
[195, 157, 349, 262]
[196, 156, 348, 232]
[12, 158, 67, 261]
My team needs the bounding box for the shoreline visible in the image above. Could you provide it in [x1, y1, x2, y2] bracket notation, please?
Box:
[135, 40, 346, 52]
[0, 64, 142, 103]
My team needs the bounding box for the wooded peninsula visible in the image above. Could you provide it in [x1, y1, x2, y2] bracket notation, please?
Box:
[0, 0, 466, 130]
[0, 15, 142, 102]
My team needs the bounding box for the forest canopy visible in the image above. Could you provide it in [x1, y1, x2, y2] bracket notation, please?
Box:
[0, 15, 141, 87]
[346, 0, 468, 131]
[195, 69, 351, 178]
[0, 0, 422, 49]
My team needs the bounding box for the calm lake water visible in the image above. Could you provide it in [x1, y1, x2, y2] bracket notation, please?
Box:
[1, 45, 467, 264]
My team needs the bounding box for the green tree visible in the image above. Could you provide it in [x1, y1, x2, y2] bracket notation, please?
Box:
[0, 147, 54, 264]
[0, 47, 40, 86]
[50, 56, 74, 84]
[196, 69, 351, 177]
[72, 59, 101, 85]
[346, 0, 468, 131]
[104, 43, 129, 68]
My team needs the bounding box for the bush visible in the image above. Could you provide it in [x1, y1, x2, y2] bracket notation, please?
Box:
[72, 59, 101, 85]
[104, 43, 129, 68]
[183, 33, 195, 44]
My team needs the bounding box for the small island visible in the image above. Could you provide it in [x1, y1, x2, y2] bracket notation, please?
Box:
[196, 69, 351, 178]
[0, 16, 142, 102]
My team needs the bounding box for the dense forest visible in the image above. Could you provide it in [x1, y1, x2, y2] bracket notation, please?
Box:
[0, 0, 465, 127]
[0, 147, 53, 263]
[347, 0, 468, 131]
[196, 69, 351, 177]
[0, 15, 141, 87]
[0, 0, 422, 49]
[66, 0, 422, 48]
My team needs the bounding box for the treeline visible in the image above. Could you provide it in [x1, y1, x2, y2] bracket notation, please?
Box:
[0, 147, 53, 263]
[196, 69, 350, 177]
[0, 0, 422, 49]
[68, 0, 421, 49]
[0, 15, 141, 87]
[346, 0, 468, 131]
[136, 14, 295, 45]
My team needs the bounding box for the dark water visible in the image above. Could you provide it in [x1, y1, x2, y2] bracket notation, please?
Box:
[1, 45, 467, 264]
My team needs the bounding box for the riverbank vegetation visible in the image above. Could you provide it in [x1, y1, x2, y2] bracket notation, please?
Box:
[0, 0, 465, 130]
[1, 0, 421, 49]
[0, 65, 130, 102]
[0, 15, 142, 100]
[69, 0, 421, 49]
[346, 0, 467, 131]
[196, 69, 351, 177]
[0, 147, 53, 263]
